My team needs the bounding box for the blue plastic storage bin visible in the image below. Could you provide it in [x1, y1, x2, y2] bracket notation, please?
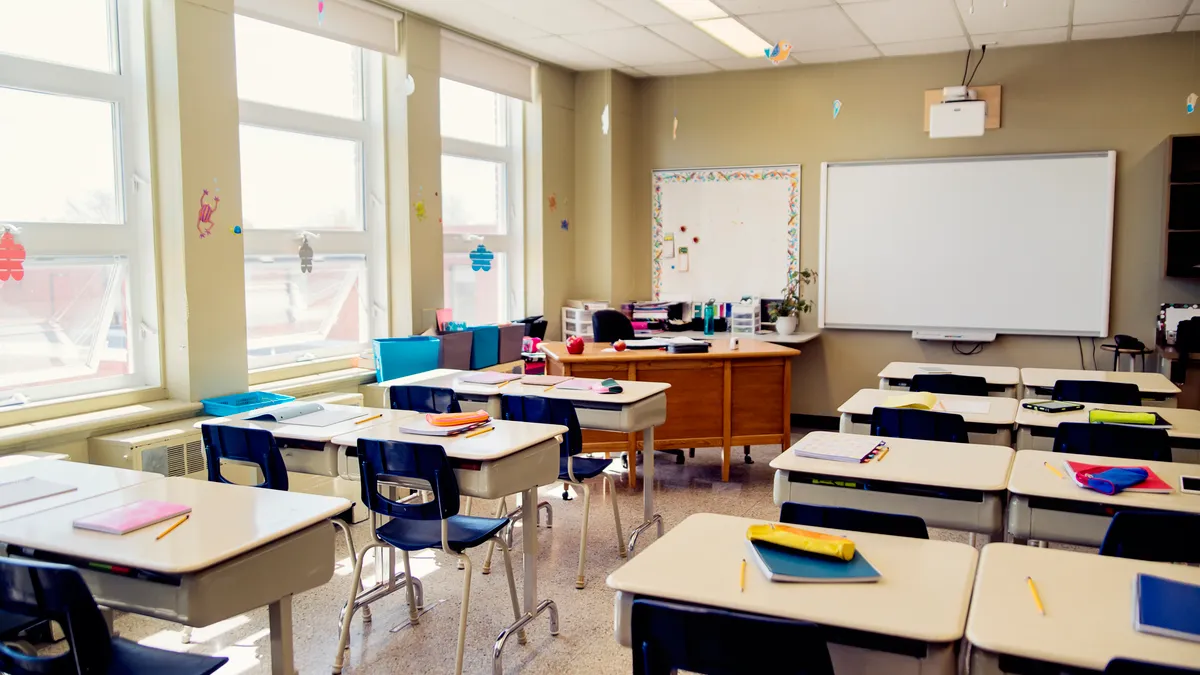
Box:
[373, 336, 442, 381]
[202, 391, 295, 417]
[466, 326, 500, 369]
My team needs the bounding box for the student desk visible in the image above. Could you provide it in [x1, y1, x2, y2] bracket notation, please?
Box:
[0, 461, 161, 523]
[607, 513, 977, 675]
[967, 544, 1200, 674]
[770, 432, 1014, 537]
[878, 362, 1020, 398]
[1014, 399, 1200, 462]
[1020, 368, 1180, 407]
[1006, 449, 1200, 546]
[541, 340, 799, 482]
[0, 477, 348, 675]
[838, 389, 1018, 447]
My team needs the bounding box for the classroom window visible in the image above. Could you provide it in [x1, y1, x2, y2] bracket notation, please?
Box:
[440, 78, 524, 325]
[0, 0, 158, 405]
[235, 15, 386, 371]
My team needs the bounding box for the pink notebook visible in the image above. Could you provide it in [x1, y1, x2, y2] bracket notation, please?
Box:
[73, 500, 192, 535]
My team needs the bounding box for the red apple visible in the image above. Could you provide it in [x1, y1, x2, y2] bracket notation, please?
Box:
[566, 335, 585, 355]
[613, 339, 627, 352]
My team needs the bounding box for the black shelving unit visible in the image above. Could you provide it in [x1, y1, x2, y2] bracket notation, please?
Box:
[1167, 134, 1200, 277]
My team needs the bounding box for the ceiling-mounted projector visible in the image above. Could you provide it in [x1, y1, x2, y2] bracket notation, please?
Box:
[930, 86, 986, 139]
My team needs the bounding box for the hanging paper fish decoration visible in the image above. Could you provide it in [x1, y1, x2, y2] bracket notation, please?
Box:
[1189, 93, 1197, 115]
[765, 41, 792, 65]
[469, 244, 494, 272]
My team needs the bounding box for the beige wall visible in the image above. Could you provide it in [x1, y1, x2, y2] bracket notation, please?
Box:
[574, 71, 614, 301]
[401, 17, 443, 332]
[630, 33, 1200, 416]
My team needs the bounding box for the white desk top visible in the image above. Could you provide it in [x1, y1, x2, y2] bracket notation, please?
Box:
[199, 404, 418, 443]
[381, 370, 670, 406]
[769, 432, 1014, 492]
[606, 513, 978, 643]
[0, 477, 350, 574]
[671, 330, 820, 346]
[838, 388, 1019, 426]
[1015, 399, 1200, 439]
[1008, 450, 1200, 513]
[0, 462, 162, 523]
[878, 362, 1020, 386]
[330, 418, 567, 462]
[1020, 368, 1180, 395]
[967, 543, 1200, 670]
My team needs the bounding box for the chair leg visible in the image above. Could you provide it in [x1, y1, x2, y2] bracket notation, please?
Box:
[401, 550, 419, 625]
[181, 626, 193, 644]
[483, 497, 508, 575]
[689, 448, 695, 458]
[604, 473, 627, 559]
[539, 499, 553, 528]
[744, 445, 754, 464]
[575, 481, 592, 590]
[332, 542, 378, 674]
[453, 552, 473, 675]
[493, 535, 527, 645]
[332, 519, 372, 621]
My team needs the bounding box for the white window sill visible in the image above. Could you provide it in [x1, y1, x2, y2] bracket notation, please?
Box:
[251, 367, 378, 399]
[0, 398, 203, 454]
[0, 387, 170, 429]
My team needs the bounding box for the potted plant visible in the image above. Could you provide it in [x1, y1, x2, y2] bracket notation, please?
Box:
[768, 268, 817, 336]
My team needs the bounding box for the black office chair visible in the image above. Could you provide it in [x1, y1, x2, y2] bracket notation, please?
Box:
[630, 597, 834, 675]
[1052, 422, 1173, 463]
[1172, 318, 1200, 384]
[592, 309, 635, 343]
[1099, 512, 1200, 564]
[1107, 658, 1200, 675]
[1052, 380, 1141, 406]
[870, 407, 969, 443]
[780, 502, 929, 539]
[910, 374, 988, 397]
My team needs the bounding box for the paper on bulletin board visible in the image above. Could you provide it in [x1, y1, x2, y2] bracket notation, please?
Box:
[676, 246, 689, 272]
[663, 233, 675, 258]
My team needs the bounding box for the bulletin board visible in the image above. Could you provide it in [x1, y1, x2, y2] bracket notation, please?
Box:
[651, 165, 799, 302]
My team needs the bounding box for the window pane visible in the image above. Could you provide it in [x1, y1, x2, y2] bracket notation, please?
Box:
[440, 79, 504, 146]
[0, 88, 119, 224]
[235, 15, 362, 119]
[245, 256, 368, 369]
[442, 155, 505, 235]
[443, 252, 507, 325]
[0, 258, 132, 400]
[0, 0, 113, 72]
[240, 125, 362, 231]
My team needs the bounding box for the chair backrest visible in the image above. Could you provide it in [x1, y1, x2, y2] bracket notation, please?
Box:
[779, 502, 929, 539]
[630, 597, 834, 675]
[500, 395, 581, 458]
[1052, 380, 1141, 406]
[592, 309, 635, 343]
[1106, 659, 1200, 675]
[1052, 422, 1173, 463]
[1099, 511, 1200, 564]
[1177, 318, 1200, 354]
[201, 424, 289, 491]
[389, 385, 461, 414]
[870, 407, 968, 443]
[909, 374, 989, 397]
[0, 558, 113, 675]
[356, 439, 459, 521]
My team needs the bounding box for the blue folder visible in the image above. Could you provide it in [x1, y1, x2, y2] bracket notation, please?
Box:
[747, 540, 880, 583]
[1135, 574, 1200, 643]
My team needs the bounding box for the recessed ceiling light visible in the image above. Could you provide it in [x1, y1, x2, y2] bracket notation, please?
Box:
[653, 0, 727, 21]
[694, 17, 772, 58]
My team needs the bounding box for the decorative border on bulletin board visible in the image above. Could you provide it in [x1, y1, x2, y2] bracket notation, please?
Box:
[651, 165, 800, 300]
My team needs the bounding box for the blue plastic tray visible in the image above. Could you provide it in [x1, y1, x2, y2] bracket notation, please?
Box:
[201, 391, 295, 417]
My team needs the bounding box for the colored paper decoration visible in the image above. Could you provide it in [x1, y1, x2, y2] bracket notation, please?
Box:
[673, 115, 678, 140]
[1189, 93, 1197, 114]
[469, 244, 494, 272]
[833, 99, 842, 119]
[765, 41, 792, 65]
[0, 229, 26, 282]
[549, 193, 557, 212]
[230, 224, 242, 235]
[318, 0, 325, 23]
[299, 235, 314, 274]
[415, 200, 427, 221]
[196, 187, 220, 239]
[561, 219, 569, 231]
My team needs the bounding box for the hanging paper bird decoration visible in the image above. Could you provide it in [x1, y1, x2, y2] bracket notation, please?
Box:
[469, 244, 494, 272]
[765, 41, 792, 65]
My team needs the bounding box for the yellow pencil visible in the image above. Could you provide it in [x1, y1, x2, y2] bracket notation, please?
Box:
[354, 413, 383, 425]
[740, 559, 747, 592]
[544, 385, 557, 392]
[1043, 461, 1065, 479]
[875, 446, 890, 462]
[464, 425, 495, 439]
[1026, 576, 1045, 615]
[156, 515, 189, 541]
[497, 379, 512, 388]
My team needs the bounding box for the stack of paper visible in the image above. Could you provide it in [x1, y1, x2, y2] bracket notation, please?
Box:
[555, 379, 599, 391]
[399, 418, 490, 436]
[522, 375, 572, 386]
[73, 500, 191, 535]
[458, 372, 523, 385]
[940, 398, 991, 415]
[791, 434, 883, 463]
[249, 403, 365, 427]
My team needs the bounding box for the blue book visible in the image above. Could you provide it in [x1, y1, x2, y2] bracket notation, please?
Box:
[1135, 574, 1200, 643]
[747, 540, 880, 583]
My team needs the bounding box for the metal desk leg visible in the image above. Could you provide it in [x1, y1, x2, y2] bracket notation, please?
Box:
[268, 594, 297, 675]
[627, 425, 664, 554]
[492, 485, 559, 675]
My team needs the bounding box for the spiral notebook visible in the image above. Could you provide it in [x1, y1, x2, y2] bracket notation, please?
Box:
[73, 500, 192, 535]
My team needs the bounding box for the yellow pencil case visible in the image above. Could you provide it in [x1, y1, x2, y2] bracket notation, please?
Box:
[746, 524, 856, 561]
[1089, 409, 1156, 425]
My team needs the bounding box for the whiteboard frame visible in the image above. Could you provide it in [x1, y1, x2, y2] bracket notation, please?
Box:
[817, 151, 1117, 337]
[651, 164, 801, 301]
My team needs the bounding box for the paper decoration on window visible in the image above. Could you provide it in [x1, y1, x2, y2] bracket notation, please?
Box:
[406, 74, 415, 96]
[833, 99, 842, 119]
[1189, 93, 1197, 114]
[673, 115, 678, 140]
[663, 233, 675, 258]
[196, 185, 220, 239]
[561, 219, 569, 231]
[299, 235, 314, 274]
[601, 105, 610, 135]
[765, 41, 792, 65]
[469, 244, 494, 272]
[317, 0, 325, 24]
[549, 193, 557, 212]
[0, 227, 26, 283]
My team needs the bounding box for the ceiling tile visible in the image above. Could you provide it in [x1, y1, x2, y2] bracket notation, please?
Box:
[1179, 14, 1200, 30]
[391, 0, 549, 40]
[479, 0, 634, 35]
[843, 0, 965, 44]
[709, 55, 782, 69]
[1073, 0, 1188, 25]
[638, 60, 722, 75]
[594, 0, 685, 24]
[741, 6, 870, 51]
[793, 44, 881, 63]
[566, 26, 699, 65]
[648, 22, 741, 60]
[1071, 16, 1179, 39]
[954, 0, 1070, 33]
[971, 27, 1069, 48]
[877, 35, 970, 56]
[714, 0, 831, 14]
[618, 66, 649, 77]
[514, 35, 625, 69]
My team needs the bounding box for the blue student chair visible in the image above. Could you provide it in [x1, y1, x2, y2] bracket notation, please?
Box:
[1052, 380, 1141, 406]
[334, 440, 523, 675]
[1099, 512, 1200, 564]
[0, 558, 228, 675]
[1106, 659, 1200, 675]
[389, 385, 461, 413]
[1052, 422, 1173, 463]
[910, 373, 989, 397]
[630, 597, 835, 675]
[780, 502, 929, 539]
[490, 395, 625, 589]
[870, 407, 969, 444]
